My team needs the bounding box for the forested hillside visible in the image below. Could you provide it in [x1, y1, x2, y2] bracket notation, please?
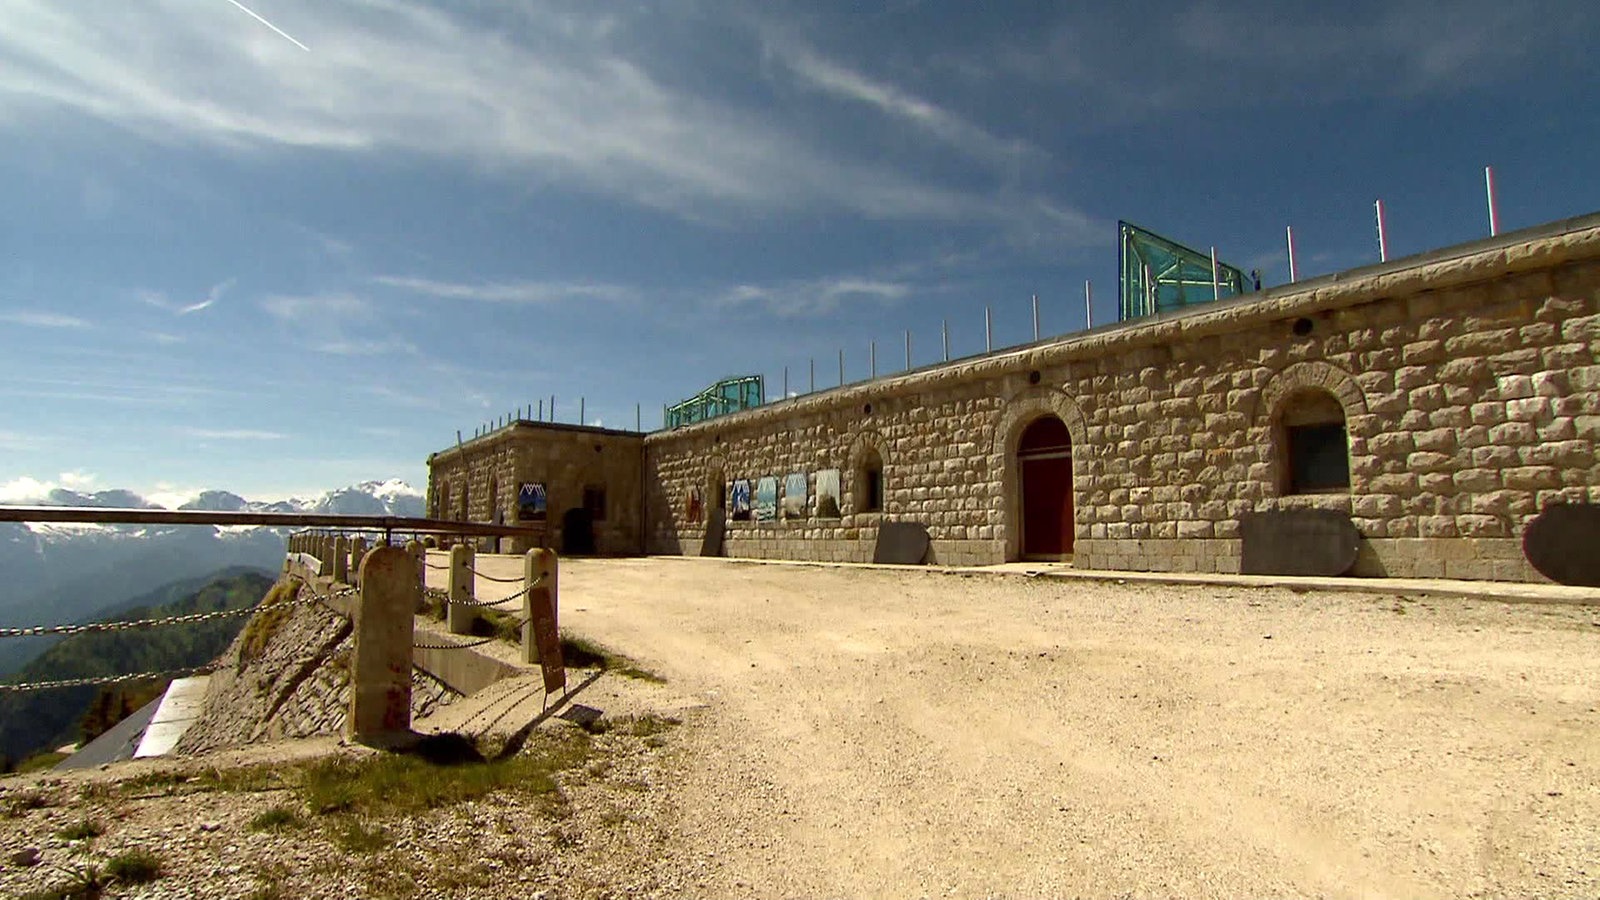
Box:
[0, 570, 276, 767]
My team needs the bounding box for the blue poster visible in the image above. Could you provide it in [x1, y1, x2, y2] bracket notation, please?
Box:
[731, 479, 752, 521]
[517, 482, 547, 521]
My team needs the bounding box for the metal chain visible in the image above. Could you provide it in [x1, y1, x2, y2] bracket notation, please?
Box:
[414, 635, 500, 650]
[0, 665, 221, 693]
[0, 589, 337, 639]
[465, 566, 526, 584]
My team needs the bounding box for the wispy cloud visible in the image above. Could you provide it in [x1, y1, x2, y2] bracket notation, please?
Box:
[137, 278, 235, 315]
[0, 310, 91, 328]
[714, 275, 914, 317]
[311, 337, 416, 357]
[373, 275, 635, 305]
[0, 2, 1005, 222]
[181, 428, 290, 441]
[260, 292, 372, 323]
[768, 39, 1037, 171]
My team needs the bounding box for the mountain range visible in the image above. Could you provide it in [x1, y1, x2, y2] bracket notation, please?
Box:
[0, 479, 423, 675]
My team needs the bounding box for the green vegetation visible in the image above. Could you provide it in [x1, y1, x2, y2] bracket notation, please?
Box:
[15, 750, 70, 773]
[237, 578, 302, 666]
[248, 805, 301, 832]
[55, 819, 103, 841]
[300, 729, 591, 816]
[4, 790, 52, 817]
[329, 819, 391, 853]
[104, 849, 162, 884]
[0, 570, 277, 767]
[560, 634, 667, 683]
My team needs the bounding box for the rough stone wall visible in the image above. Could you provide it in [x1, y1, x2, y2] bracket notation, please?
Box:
[428, 423, 644, 555]
[177, 586, 457, 755]
[636, 220, 1600, 581]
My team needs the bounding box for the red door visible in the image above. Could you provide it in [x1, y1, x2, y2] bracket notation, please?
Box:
[1018, 417, 1074, 558]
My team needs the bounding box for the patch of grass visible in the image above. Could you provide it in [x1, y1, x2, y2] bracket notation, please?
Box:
[105, 849, 161, 884]
[238, 579, 301, 666]
[4, 790, 53, 817]
[248, 805, 301, 832]
[560, 635, 667, 683]
[329, 818, 391, 853]
[298, 729, 592, 817]
[120, 764, 285, 797]
[16, 751, 70, 774]
[55, 819, 103, 841]
[581, 713, 681, 738]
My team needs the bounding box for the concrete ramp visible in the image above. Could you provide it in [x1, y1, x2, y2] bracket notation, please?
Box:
[133, 676, 212, 758]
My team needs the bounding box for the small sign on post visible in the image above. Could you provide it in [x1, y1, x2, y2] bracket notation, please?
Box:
[523, 549, 565, 693]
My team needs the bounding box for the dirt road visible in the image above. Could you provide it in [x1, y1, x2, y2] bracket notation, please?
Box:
[525, 557, 1598, 900]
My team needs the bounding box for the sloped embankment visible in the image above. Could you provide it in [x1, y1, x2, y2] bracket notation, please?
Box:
[177, 579, 456, 754]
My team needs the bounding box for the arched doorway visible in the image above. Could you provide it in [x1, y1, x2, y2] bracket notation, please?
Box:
[1018, 416, 1074, 558]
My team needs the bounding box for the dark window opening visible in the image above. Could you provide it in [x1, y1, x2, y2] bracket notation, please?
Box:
[1287, 424, 1350, 492]
[859, 449, 884, 513]
[1280, 389, 1350, 494]
[583, 486, 607, 521]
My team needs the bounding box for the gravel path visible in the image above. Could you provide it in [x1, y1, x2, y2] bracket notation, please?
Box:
[547, 557, 1599, 900]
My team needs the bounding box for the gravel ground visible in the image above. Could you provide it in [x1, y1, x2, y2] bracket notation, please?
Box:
[2, 558, 1596, 899]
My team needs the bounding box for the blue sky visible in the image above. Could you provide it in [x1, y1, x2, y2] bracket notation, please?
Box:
[1, 0, 1597, 503]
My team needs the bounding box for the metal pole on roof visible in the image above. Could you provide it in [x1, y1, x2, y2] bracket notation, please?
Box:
[1084, 280, 1093, 329]
[551, 395, 557, 421]
[538, 399, 543, 421]
[1485, 165, 1500, 236]
[783, 366, 788, 398]
[942, 319, 949, 361]
[810, 358, 815, 392]
[870, 340, 876, 379]
[1285, 226, 1299, 283]
[838, 349, 844, 386]
[1375, 199, 1390, 262]
[904, 331, 911, 370]
[985, 306, 992, 352]
[1210, 246, 1221, 301]
[636, 403, 641, 431]
[579, 397, 585, 425]
[1031, 294, 1040, 341]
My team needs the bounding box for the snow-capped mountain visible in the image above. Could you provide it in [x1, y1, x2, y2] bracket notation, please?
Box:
[0, 479, 426, 671]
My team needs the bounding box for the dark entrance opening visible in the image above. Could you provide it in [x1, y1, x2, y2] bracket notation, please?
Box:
[561, 507, 596, 555]
[1018, 415, 1074, 558]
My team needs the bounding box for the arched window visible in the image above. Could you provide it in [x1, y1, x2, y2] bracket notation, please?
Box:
[856, 447, 884, 513]
[1278, 389, 1350, 494]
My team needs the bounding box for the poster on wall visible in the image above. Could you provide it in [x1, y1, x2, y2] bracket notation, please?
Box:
[517, 482, 548, 521]
[731, 479, 752, 521]
[816, 469, 842, 518]
[754, 476, 778, 523]
[782, 472, 808, 521]
[685, 485, 703, 524]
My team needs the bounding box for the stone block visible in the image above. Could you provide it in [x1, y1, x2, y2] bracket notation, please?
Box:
[1503, 466, 1561, 490]
[1369, 432, 1414, 456]
[1401, 341, 1444, 365]
[1418, 515, 1458, 538]
[1407, 451, 1455, 473]
[1487, 422, 1537, 445]
[1408, 385, 1445, 411]
[1413, 428, 1457, 452]
[1506, 397, 1552, 422]
[1456, 515, 1508, 537]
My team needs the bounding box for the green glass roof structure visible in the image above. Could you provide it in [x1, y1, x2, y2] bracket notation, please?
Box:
[1118, 221, 1248, 322]
[665, 374, 764, 428]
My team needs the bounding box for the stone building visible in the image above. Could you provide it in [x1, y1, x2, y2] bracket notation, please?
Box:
[429, 212, 1600, 582]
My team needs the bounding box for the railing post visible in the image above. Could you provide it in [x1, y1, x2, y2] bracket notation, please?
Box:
[347, 547, 416, 744]
[332, 536, 350, 584]
[320, 534, 335, 570]
[350, 536, 368, 585]
[448, 543, 475, 635]
[522, 548, 558, 665]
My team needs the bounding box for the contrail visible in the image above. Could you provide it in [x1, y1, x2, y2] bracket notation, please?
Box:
[222, 0, 310, 52]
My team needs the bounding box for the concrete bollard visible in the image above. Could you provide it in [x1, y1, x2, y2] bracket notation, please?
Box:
[522, 549, 558, 665]
[321, 535, 336, 570]
[332, 536, 350, 584]
[347, 547, 416, 744]
[350, 537, 368, 585]
[405, 540, 425, 612]
[448, 543, 475, 635]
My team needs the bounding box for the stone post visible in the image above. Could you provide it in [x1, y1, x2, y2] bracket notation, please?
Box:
[332, 536, 350, 584]
[405, 540, 426, 612]
[448, 543, 475, 635]
[522, 548, 558, 665]
[350, 537, 368, 585]
[346, 546, 416, 744]
[321, 535, 336, 571]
